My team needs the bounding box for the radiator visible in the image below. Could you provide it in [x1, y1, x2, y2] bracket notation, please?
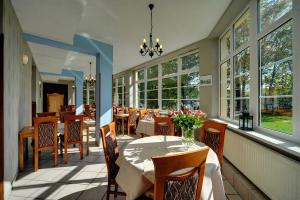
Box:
[223, 130, 300, 200]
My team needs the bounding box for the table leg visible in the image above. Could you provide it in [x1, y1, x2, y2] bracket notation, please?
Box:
[86, 127, 89, 156]
[122, 118, 124, 136]
[19, 135, 24, 171]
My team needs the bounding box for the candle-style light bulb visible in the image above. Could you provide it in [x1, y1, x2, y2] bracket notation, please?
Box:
[140, 45, 143, 49]
[156, 38, 160, 43]
[143, 38, 146, 43]
[160, 45, 163, 49]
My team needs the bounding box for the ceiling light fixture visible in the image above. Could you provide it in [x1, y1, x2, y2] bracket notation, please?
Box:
[139, 4, 163, 58]
[85, 62, 96, 86]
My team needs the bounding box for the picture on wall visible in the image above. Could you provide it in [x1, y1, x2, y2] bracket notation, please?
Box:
[199, 75, 212, 86]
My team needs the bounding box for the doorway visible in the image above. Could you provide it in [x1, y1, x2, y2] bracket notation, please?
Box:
[42, 83, 68, 112]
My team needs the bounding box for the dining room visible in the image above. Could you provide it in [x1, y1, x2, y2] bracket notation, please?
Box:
[2, 0, 300, 200]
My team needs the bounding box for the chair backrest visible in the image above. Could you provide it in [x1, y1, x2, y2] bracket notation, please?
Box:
[139, 109, 148, 120]
[64, 115, 83, 143]
[152, 148, 209, 200]
[153, 109, 161, 117]
[34, 116, 58, 149]
[66, 105, 75, 112]
[60, 111, 76, 123]
[100, 122, 120, 180]
[200, 120, 227, 165]
[37, 112, 56, 117]
[60, 105, 66, 112]
[128, 109, 138, 126]
[117, 107, 124, 114]
[154, 117, 174, 136]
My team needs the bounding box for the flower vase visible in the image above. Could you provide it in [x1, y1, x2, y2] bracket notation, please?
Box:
[181, 128, 195, 147]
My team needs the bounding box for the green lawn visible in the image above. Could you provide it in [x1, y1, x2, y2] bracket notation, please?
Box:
[261, 114, 293, 135]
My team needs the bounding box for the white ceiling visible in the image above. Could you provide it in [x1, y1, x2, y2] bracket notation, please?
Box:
[12, 0, 231, 74]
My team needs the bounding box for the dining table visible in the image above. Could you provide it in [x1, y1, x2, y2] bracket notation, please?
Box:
[135, 119, 155, 137]
[18, 119, 96, 171]
[115, 135, 226, 200]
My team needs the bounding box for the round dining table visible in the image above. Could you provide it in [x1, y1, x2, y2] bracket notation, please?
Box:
[115, 135, 226, 200]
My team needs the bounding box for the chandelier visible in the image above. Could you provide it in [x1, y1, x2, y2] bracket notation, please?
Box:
[85, 62, 96, 86]
[139, 4, 163, 58]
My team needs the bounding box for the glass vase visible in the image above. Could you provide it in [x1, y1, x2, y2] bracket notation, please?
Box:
[181, 128, 195, 147]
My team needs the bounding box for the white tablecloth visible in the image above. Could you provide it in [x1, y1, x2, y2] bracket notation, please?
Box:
[116, 136, 225, 200]
[136, 120, 154, 137]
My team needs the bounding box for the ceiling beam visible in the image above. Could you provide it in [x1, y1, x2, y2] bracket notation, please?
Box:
[23, 33, 98, 56]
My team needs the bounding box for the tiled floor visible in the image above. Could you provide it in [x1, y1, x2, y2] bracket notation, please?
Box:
[9, 129, 242, 200]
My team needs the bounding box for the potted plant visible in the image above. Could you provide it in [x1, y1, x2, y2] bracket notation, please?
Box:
[172, 106, 206, 146]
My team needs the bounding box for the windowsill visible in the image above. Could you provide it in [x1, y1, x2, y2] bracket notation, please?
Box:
[211, 118, 300, 163]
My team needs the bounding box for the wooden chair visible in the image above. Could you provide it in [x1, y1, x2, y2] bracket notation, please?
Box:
[139, 109, 148, 120]
[153, 109, 161, 117]
[127, 109, 138, 135]
[200, 120, 227, 165]
[66, 105, 75, 112]
[36, 112, 56, 117]
[63, 115, 84, 164]
[33, 116, 58, 171]
[59, 111, 76, 123]
[60, 105, 66, 112]
[154, 117, 174, 136]
[152, 148, 209, 200]
[100, 122, 126, 200]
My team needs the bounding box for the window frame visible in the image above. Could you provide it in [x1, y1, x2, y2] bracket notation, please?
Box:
[218, 0, 300, 143]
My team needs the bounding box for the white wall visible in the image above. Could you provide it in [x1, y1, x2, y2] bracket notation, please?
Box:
[3, 0, 33, 198]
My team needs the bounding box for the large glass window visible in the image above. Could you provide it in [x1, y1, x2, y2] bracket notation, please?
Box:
[259, 21, 293, 134]
[182, 53, 199, 71]
[234, 10, 250, 49]
[220, 31, 231, 61]
[147, 80, 158, 108]
[117, 77, 124, 106]
[259, 0, 292, 31]
[234, 48, 250, 120]
[181, 72, 200, 110]
[220, 60, 231, 118]
[162, 59, 177, 76]
[147, 65, 158, 79]
[162, 77, 178, 110]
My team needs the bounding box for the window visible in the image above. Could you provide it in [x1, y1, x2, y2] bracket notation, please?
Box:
[234, 48, 250, 120]
[259, 0, 292, 31]
[117, 77, 124, 106]
[181, 72, 200, 110]
[136, 69, 145, 108]
[147, 80, 158, 108]
[147, 65, 158, 79]
[220, 31, 231, 61]
[259, 21, 293, 134]
[162, 59, 177, 76]
[220, 60, 231, 118]
[162, 77, 178, 110]
[234, 10, 249, 49]
[182, 53, 199, 71]
[83, 82, 96, 105]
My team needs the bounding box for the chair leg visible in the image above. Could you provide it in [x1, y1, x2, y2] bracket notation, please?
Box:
[80, 142, 83, 160]
[34, 149, 38, 172]
[54, 146, 58, 166]
[106, 180, 111, 200]
[114, 184, 118, 198]
[64, 144, 68, 164]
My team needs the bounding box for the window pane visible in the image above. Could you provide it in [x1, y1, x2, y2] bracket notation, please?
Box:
[259, 0, 292, 31]
[147, 100, 158, 109]
[117, 77, 123, 86]
[181, 72, 200, 86]
[162, 88, 177, 99]
[124, 93, 129, 107]
[147, 90, 158, 99]
[234, 48, 250, 75]
[182, 53, 199, 70]
[147, 80, 158, 90]
[118, 86, 122, 94]
[162, 77, 177, 88]
[138, 100, 145, 108]
[138, 83, 145, 92]
[220, 31, 231, 60]
[113, 79, 116, 87]
[220, 99, 231, 118]
[137, 70, 144, 81]
[260, 97, 292, 134]
[181, 87, 199, 99]
[147, 65, 158, 79]
[162, 59, 177, 76]
[181, 100, 200, 110]
[259, 21, 293, 134]
[138, 91, 145, 100]
[234, 10, 250, 49]
[220, 60, 231, 118]
[162, 100, 177, 110]
[234, 99, 249, 120]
